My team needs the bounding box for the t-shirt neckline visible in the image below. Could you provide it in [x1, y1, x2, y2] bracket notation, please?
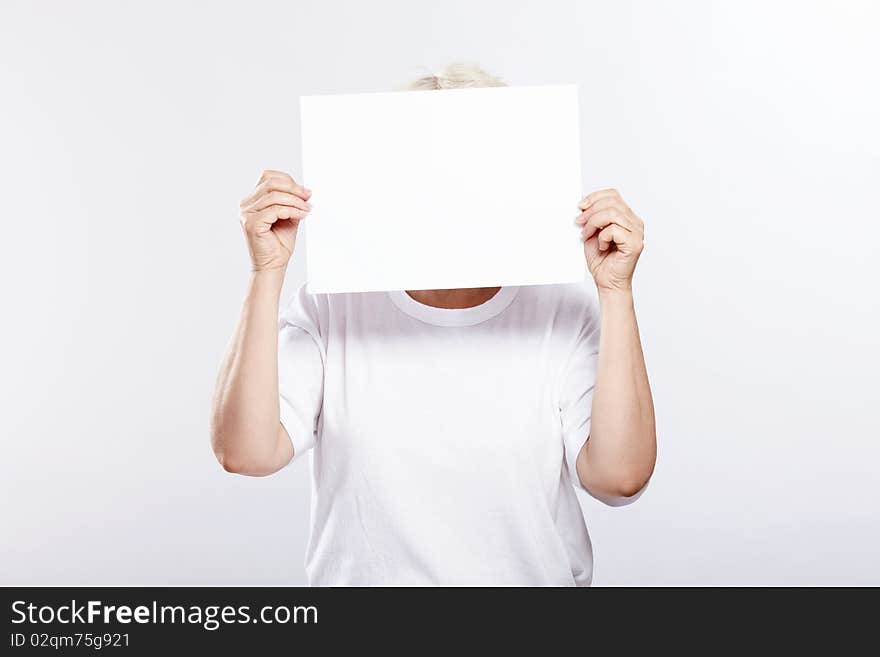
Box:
[387, 287, 519, 327]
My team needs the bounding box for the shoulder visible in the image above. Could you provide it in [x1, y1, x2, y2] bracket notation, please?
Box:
[514, 280, 600, 325]
[280, 284, 389, 331]
[281, 284, 321, 327]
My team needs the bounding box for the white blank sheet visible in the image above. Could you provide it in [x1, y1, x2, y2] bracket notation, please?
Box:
[299, 85, 585, 294]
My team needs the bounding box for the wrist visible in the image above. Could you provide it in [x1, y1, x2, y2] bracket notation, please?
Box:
[597, 285, 634, 307]
[249, 267, 287, 291]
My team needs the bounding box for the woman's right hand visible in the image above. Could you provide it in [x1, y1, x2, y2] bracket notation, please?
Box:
[239, 170, 313, 272]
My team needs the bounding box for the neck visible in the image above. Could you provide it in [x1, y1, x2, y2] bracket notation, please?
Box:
[405, 287, 502, 309]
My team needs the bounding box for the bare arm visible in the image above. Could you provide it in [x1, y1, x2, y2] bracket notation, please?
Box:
[210, 170, 313, 476]
[211, 269, 293, 476]
[574, 189, 657, 498]
[578, 289, 656, 497]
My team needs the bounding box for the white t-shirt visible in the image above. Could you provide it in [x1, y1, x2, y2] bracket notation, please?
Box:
[278, 281, 603, 586]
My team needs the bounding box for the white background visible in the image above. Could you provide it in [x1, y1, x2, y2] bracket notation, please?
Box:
[1, 0, 878, 585]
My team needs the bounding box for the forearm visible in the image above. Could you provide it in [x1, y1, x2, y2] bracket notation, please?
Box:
[577, 289, 656, 497]
[211, 268, 292, 474]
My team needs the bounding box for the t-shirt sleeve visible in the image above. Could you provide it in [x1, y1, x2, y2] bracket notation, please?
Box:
[278, 284, 325, 462]
[558, 300, 601, 492]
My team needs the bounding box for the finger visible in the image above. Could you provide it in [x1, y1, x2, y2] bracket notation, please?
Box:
[258, 169, 299, 186]
[596, 224, 644, 255]
[578, 188, 622, 210]
[256, 204, 309, 223]
[580, 209, 634, 240]
[597, 224, 627, 252]
[263, 175, 311, 200]
[255, 170, 312, 197]
[243, 205, 309, 233]
[245, 190, 312, 213]
[575, 197, 631, 225]
[242, 177, 311, 207]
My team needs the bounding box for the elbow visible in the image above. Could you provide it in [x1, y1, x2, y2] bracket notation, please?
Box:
[581, 430, 657, 501]
[210, 425, 280, 477]
[215, 448, 245, 474]
[607, 473, 650, 499]
[210, 428, 242, 474]
[614, 457, 655, 498]
[580, 462, 654, 503]
[214, 447, 279, 477]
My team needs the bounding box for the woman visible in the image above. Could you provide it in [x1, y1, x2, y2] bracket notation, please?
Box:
[211, 64, 656, 586]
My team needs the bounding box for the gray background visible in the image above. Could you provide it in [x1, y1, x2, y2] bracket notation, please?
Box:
[2, 0, 878, 585]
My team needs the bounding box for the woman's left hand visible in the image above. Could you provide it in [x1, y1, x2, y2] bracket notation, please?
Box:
[576, 189, 645, 293]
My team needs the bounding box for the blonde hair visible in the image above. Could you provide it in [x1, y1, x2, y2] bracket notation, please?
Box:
[405, 62, 506, 91]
